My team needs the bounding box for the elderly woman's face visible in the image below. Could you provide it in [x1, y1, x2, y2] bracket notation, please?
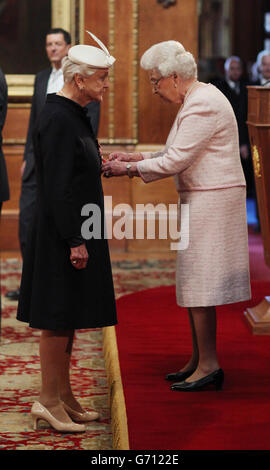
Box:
[82, 68, 110, 102]
[149, 69, 180, 103]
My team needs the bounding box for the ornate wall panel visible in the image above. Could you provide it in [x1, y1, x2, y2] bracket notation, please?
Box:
[83, 0, 197, 145]
[138, 0, 198, 144]
[83, 0, 139, 144]
[83, 0, 110, 140]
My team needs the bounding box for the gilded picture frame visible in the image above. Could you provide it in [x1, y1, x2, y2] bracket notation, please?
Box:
[6, 0, 84, 99]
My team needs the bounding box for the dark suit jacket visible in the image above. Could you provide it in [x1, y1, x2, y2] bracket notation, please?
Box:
[0, 68, 10, 202]
[212, 78, 250, 147]
[22, 67, 100, 182]
[251, 80, 261, 86]
[250, 79, 270, 86]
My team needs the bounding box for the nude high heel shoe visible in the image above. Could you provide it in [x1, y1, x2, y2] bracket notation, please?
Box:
[31, 401, 86, 432]
[62, 401, 100, 423]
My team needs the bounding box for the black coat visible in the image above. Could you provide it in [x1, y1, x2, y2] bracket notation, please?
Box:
[23, 68, 100, 183]
[17, 94, 117, 330]
[0, 68, 10, 203]
[212, 79, 249, 146]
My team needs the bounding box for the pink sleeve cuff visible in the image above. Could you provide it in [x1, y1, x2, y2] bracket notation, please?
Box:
[137, 161, 151, 183]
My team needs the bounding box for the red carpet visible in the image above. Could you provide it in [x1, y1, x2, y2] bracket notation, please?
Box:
[115, 253, 270, 449]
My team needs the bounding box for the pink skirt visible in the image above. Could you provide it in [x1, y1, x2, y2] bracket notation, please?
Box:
[176, 186, 251, 307]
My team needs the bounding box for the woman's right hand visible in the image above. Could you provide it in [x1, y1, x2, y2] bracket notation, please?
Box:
[70, 244, 89, 270]
[108, 152, 143, 162]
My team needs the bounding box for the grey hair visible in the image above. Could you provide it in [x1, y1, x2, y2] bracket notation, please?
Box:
[61, 56, 97, 83]
[140, 40, 197, 80]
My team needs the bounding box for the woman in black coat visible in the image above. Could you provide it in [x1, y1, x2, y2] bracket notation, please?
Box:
[17, 34, 117, 433]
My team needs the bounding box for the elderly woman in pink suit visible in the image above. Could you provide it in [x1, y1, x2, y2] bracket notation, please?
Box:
[102, 41, 251, 391]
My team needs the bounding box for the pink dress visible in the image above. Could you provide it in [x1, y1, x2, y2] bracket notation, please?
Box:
[137, 82, 251, 307]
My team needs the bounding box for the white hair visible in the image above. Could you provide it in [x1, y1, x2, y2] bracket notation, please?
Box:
[256, 50, 270, 69]
[224, 56, 241, 72]
[61, 56, 97, 83]
[140, 40, 197, 80]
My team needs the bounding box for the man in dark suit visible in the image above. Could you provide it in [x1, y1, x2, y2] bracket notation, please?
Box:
[213, 56, 254, 198]
[0, 68, 10, 214]
[6, 28, 100, 300]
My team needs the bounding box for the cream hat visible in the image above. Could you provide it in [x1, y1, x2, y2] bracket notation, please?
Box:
[68, 30, 115, 68]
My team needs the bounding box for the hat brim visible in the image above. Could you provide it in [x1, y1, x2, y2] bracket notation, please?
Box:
[68, 45, 115, 68]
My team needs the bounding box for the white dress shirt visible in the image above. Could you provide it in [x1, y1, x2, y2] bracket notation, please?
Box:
[260, 77, 270, 86]
[46, 67, 64, 94]
[227, 79, 240, 94]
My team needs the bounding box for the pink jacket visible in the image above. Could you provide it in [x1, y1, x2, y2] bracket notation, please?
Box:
[137, 82, 246, 192]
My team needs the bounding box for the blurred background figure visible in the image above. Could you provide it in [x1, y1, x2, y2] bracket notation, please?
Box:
[0, 67, 9, 215]
[0, 67, 9, 336]
[252, 50, 270, 86]
[213, 56, 254, 198]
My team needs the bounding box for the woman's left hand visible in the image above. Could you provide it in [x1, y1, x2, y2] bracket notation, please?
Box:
[70, 244, 89, 269]
[102, 160, 127, 178]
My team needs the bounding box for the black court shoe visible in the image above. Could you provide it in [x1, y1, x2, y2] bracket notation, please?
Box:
[171, 368, 224, 392]
[165, 369, 196, 382]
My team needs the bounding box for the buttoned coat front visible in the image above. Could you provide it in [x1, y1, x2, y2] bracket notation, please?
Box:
[137, 83, 251, 307]
[19, 68, 101, 259]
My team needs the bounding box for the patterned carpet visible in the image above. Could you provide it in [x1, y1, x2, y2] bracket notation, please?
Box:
[0, 257, 175, 450]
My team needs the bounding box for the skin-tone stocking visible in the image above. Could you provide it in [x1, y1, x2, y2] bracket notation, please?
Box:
[58, 331, 85, 413]
[180, 308, 199, 372]
[185, 306, 220, 382]
[39, 329, 83, 422]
